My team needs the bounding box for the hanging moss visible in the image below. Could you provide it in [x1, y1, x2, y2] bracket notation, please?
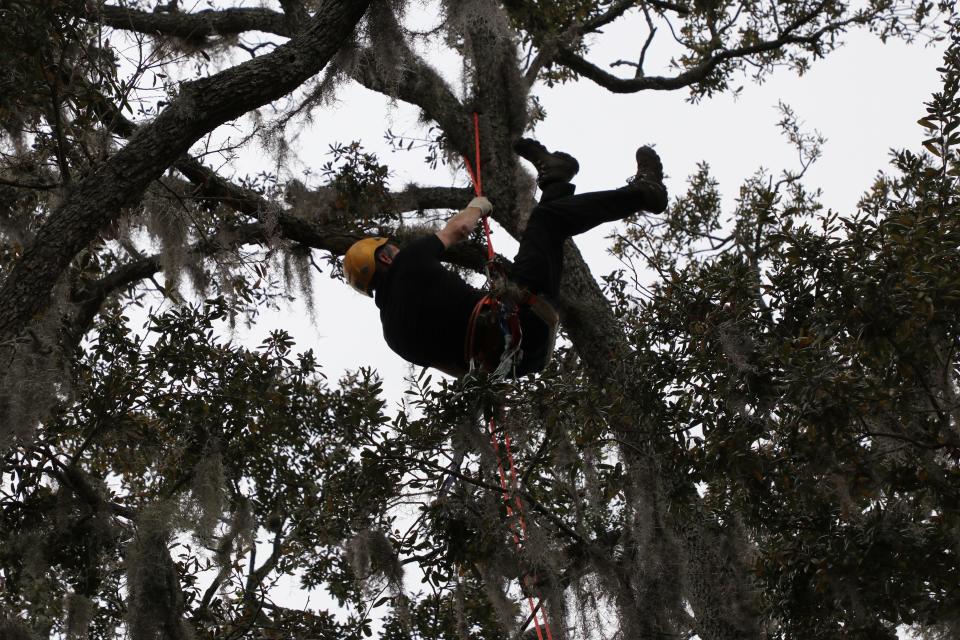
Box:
[475, 561, 520, 636]
[124, 502, 192, 640]
[186, 451, 226, 545]
[0, 278, 71, 448]
[143, 188, 189, 297]
[64, 593, 94, 639]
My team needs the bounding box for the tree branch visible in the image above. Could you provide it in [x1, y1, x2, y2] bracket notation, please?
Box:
[247, 527, 288, 594]
[46, 462, 137, 520]
[92, 4, 293, 40]
[278, 0, 310, 33]
[0, 0, 373, 346]
[0, 176, 60, 191]
[555, 28, 824, 93]
[580, 0, 639, 32]
[514, 0, 686, 86]
[66, 156, 481, 343]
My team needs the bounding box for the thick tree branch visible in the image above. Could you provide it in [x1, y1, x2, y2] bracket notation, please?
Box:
[126, 513, 194, 640]
[93, 4, 293, 40]
[0, 0, 373, 345]
[48, 463, 137, 520]
[175, 156, 472, 222]
[0, 176, 60, 191]
[580, 0, 639, 32]
[68, 213, 488, 345]
[71, 255, 161, 338]
[643, 0, 691, 17]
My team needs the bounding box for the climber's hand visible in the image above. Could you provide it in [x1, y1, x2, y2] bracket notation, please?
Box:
[436, 198, 491, 248]
[467, 196, 492, 215]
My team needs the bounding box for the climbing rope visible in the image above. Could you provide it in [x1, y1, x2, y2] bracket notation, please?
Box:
[463, 111, 524, 377]
[463, 112, 495, 263]
[463, 113, 555, 640]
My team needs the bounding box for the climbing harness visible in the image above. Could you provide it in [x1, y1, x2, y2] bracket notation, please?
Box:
[461, 112, 556, 640]
[464, 283, 526, 377]
[462, 113, 526, 377]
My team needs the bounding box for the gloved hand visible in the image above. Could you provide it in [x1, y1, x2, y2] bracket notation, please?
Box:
[467, 196, 493, 215]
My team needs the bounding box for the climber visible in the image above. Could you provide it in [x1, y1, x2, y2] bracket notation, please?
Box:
[342, 139, 668, 378]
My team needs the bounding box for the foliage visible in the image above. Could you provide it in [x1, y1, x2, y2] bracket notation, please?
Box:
[604, 31, 960, 637]
[320, 141, 393, 221]
[3, 297, 401, 638]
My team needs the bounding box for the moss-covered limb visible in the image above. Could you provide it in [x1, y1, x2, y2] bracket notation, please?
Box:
[0, 0, 373, 345]
[175, 157, 472, 223]
[92, 3, 294, 40]
[54, 460, 137, 520]
[65, 178, 483, 347]
[125, 505, 193, 640]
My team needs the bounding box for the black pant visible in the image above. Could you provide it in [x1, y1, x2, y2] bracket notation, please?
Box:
[511, 182, 664, 298]
[509, 181, 665, 374]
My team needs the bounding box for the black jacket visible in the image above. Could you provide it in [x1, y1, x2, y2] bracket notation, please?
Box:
[375, 234, 483, 376]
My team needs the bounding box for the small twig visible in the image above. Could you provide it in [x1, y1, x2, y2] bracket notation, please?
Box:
[637, 8, 657, 78]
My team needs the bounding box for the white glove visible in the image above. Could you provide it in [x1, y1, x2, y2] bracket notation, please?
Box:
[467, 196, 493, 215]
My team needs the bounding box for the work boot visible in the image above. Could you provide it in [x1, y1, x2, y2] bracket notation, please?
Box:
[632, 145, 664, 184]
[513, 138, 579, 188]
[625, 145, 668, 213]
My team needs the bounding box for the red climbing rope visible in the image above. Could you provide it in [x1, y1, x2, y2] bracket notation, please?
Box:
[487, 416, 555, 640]
[464, 113, 555, 640]
[463, 112, 495, 262]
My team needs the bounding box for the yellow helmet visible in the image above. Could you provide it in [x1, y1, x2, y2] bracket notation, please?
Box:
[343, 237, 389, 296]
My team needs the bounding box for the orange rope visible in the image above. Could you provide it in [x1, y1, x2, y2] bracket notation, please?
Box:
[464, 112, 554, 639]
[472, 111, 483, 196]
[463, 113, 495, 262]
[487, 416, 555, 640]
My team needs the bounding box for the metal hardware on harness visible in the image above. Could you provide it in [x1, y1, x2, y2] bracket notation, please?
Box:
[464, 292, 523, 377]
